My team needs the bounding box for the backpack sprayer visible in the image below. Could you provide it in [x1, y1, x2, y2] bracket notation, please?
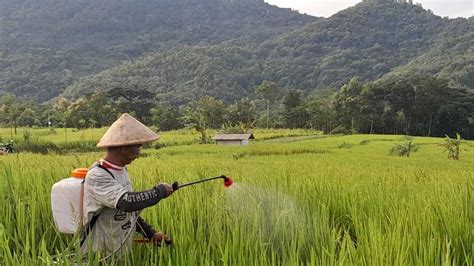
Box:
[50, 168, 234, 261]
[51, 168, 88, 234]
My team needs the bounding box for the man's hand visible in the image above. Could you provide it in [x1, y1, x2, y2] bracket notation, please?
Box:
[150, 232, 172, 246]
[159, 183, 174, 198]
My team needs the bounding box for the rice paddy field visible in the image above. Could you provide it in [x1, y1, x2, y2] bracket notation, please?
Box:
[0, 127, 317, 148]
[0, 130, 473, 265]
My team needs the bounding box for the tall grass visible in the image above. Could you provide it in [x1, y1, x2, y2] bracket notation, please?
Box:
[0, 134, 472, 265]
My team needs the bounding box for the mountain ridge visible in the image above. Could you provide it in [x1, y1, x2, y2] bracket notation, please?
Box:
[0, 0, 472, 103]
[0, 0, 315, 101]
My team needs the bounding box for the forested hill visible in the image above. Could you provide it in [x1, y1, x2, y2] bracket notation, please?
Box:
[0, 0, 315, 101]
[0, 0, 472, 104]
[260, 1, 471, 91]
[62, 0, 474, 104]
[380, 17, 473, 84]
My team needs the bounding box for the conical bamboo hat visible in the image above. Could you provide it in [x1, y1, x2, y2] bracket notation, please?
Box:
[97, 113, 160, 148]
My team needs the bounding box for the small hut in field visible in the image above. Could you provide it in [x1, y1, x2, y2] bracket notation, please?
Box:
[212, 133, 255, 146]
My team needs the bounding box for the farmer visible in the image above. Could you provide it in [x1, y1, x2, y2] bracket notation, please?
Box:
[81, 113, 174, 255]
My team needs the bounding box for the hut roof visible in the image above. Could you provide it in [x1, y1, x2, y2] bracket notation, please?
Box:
[212, 133, 255, 141]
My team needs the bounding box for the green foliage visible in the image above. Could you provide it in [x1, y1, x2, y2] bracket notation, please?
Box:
[281, 90, 308, 129]
[333, 78, 366, 133]
[226, 98, 258, 133]
[181, 96, 226, 144]
[390, 136, 419, 157]
[332, 75, 474, 139]
[439, 133, 462, 160]
[1, 74, 472, 140]
[150, 103, 184, 131]
[330, 125, 350, 135]
[337, 142, 353, 149]
[254, 80, 281, 128]
[219, 120, 247, 134]
[196, 96, 226, 129]
[65, 88, 158, 128]
[304, 96, 336, 133]
[254, 80, 281, 105]
[22, 129, 31, 143]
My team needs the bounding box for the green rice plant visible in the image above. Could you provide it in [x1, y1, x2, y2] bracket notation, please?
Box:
[0, 133, 472, 265]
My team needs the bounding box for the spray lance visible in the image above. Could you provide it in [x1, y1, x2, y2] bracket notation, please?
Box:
[172, 175, 234, 191]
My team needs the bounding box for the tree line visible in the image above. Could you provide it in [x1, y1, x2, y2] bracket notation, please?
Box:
[1, 75, 472, 140]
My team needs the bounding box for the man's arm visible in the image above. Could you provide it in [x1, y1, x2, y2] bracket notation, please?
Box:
[116, 184, 174, 212]
[136, 216, 156, 239]
[136, 217, 173, 245]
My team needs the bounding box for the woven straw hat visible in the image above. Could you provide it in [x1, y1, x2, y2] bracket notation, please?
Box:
[97, 113, 160, 148]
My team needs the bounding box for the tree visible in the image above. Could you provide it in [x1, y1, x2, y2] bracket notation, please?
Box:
[53, 97, 72, 128]
[254, 80, 281, 128]
[410, 76, 449, 136]
[17, 103, 37, 127]
[196, 96, 226, 129]
[1, 94, 21, 137]
[226, 98, 258, 133]
[181, 96, 226, 144]
[151, 103, 183, 131]
[333, 78, 366, 133]
[281, 90, 308, 128]
[107, 87, 157, 125]
[452, 64, 474, 90]
[182, 107, 208, 144]
[67, 93, 118, 128]
[359, 84, 384, 134]
[52, 96, 73, 144]
[385, 79, 416, 135]
[305, 96, 336, 133]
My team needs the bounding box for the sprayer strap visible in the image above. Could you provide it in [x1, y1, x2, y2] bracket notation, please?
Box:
[80, 163, 116, 247]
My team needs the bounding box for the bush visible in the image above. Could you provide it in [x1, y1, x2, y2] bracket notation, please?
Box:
[14, 141, 60, 154]
[23, 130, 31, 143]
[338, 142, 353, 149]
[13, 139, 98, 154]
[390, 137, 419, 157]
[439, 133, 461, 160]
[330, 125, 350, 135]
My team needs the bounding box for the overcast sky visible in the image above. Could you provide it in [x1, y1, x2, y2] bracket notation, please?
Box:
[264, 0, 473, 18]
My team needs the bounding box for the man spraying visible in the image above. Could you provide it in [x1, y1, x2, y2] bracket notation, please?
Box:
[81, 113, 174, 255]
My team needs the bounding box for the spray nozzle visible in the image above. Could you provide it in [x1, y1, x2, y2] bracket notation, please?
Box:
[223, 177, 233, 187]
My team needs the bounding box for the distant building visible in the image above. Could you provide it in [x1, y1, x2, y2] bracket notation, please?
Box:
[212, 133, 255, 146]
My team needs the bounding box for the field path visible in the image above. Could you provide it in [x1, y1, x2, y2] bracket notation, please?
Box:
[261, 134, 340, 143]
